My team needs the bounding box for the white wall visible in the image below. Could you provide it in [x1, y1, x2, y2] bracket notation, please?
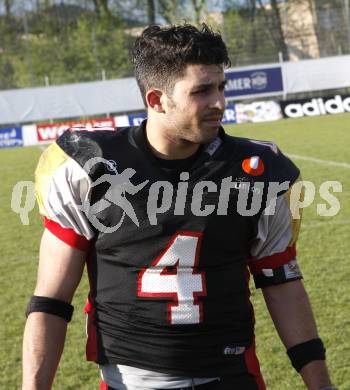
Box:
[1, 55, 350, 126]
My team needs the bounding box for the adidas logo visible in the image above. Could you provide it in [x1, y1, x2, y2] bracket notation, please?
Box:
[283, 95, 350, 118]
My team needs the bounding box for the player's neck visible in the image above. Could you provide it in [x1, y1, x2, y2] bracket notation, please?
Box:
[145, 119, 200, 160]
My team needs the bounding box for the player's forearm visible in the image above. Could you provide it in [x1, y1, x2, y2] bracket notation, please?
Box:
[299, 360, 332, 390]
[263, 280, 333, 389]
[263, 280, 319, 347]
[22, 312, 67, 390]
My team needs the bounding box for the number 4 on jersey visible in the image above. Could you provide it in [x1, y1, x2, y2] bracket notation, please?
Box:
[137, 232, 207, 325]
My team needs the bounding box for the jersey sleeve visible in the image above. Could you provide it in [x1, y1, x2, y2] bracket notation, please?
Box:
[35, 141, 95, 251]
[248, 177, 304, 288]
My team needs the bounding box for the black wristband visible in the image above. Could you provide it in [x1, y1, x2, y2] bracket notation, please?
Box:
[287, 338, 326, 372]
[26, 295, 74, 322]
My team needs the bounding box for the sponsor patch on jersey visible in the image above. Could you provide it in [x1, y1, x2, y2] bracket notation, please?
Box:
[262, 268, 274, 277]
[223, 346, 246, 355]
[204, 137, 222, 156]
[283, 260, 302, 280]
[106, 160, 118, 172]
[242, 156, 265, 176]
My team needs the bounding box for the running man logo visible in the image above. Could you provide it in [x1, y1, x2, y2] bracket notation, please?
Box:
[242, 156, 265, 176]
[82, 163, 149, 233]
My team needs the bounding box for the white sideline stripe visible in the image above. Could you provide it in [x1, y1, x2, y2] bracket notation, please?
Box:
[288, 154, 350, 169]
[302, 220, 349, 229]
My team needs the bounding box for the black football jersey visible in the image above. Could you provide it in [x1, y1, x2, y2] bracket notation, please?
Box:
[35, 121, 302, 377]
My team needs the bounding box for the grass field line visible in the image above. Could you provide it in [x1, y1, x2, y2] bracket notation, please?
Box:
[288, 154, 350, 169]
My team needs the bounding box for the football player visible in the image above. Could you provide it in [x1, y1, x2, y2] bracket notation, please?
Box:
[22, 24, 335, 390]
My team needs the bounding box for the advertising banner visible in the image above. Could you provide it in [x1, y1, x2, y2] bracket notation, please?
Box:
[126, 107, 237, 127]
[222, 105, 236, 124]
[114, 115, 130, 127]
[235, 101, 282, 124]
[280, 94, 350, 118]
[0, 127, 23, 148]
[128, 112, 147, 126]
[22, 124, 38, 146]
[36, 117, 116, 143]
[225, 67, 283, 99]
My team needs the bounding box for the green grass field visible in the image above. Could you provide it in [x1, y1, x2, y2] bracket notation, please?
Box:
[1, 113, 349, 389]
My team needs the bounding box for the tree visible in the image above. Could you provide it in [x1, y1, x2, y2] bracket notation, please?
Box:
[4, 0, 13, 18]
[247, 0, 257, 54]
[191, 0, 207, 25]
[223, 2, 279, 65]
[0, 56, 16, 89]
[0, 0, 133, 89]
[157, 0, 182, 24]
[92, 0, 113, 19]
[147, 0, 155, 24]
[256, 0, 289, 60]
[310, 0, 350, 56]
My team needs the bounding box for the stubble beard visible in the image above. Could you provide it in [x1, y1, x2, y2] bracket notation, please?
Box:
[165, 119, 219, 146]
[165, 103, 219, 146]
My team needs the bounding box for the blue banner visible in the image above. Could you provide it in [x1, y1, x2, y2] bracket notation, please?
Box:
[128, 112, 147, 126]
[222, 105, 236, 124]
[128, 109, 237, 126]
[0, 127, 23, 148]
[224, 67, 283, 98]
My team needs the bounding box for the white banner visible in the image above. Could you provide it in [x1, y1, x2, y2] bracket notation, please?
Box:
[1, 55, 350, 126]
[235, 101, 282, 123]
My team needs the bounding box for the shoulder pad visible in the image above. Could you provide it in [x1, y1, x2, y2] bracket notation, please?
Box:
[229, 136, 300, 186]
[248, 139, 300, 185]
[55, 126, 130, 177]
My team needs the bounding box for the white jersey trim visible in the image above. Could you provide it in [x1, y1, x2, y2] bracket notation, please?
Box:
[43, 157, 95, 240]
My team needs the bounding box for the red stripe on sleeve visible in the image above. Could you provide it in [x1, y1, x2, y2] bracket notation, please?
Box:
[249, 244, 296, 274]
[44, 217, 91, 252]
[99, 381, 109, 390]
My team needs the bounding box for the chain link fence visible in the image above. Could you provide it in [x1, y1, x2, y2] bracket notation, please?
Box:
[0, 0, 349, 89]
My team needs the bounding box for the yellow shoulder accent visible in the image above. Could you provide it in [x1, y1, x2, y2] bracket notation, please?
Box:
[284, 175, 304, 246]
[35, 143, 70, 217]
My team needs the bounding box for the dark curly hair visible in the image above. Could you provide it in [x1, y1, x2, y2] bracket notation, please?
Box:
[132, 23, 231, 105]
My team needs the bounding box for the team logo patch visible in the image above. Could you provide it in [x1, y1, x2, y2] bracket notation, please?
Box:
[106, 160, 118, 172]
[283, 260, 302, 280]
[242, 156, 265, 176]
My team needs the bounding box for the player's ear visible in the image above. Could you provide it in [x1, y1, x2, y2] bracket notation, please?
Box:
[146, 89, 165, 113]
